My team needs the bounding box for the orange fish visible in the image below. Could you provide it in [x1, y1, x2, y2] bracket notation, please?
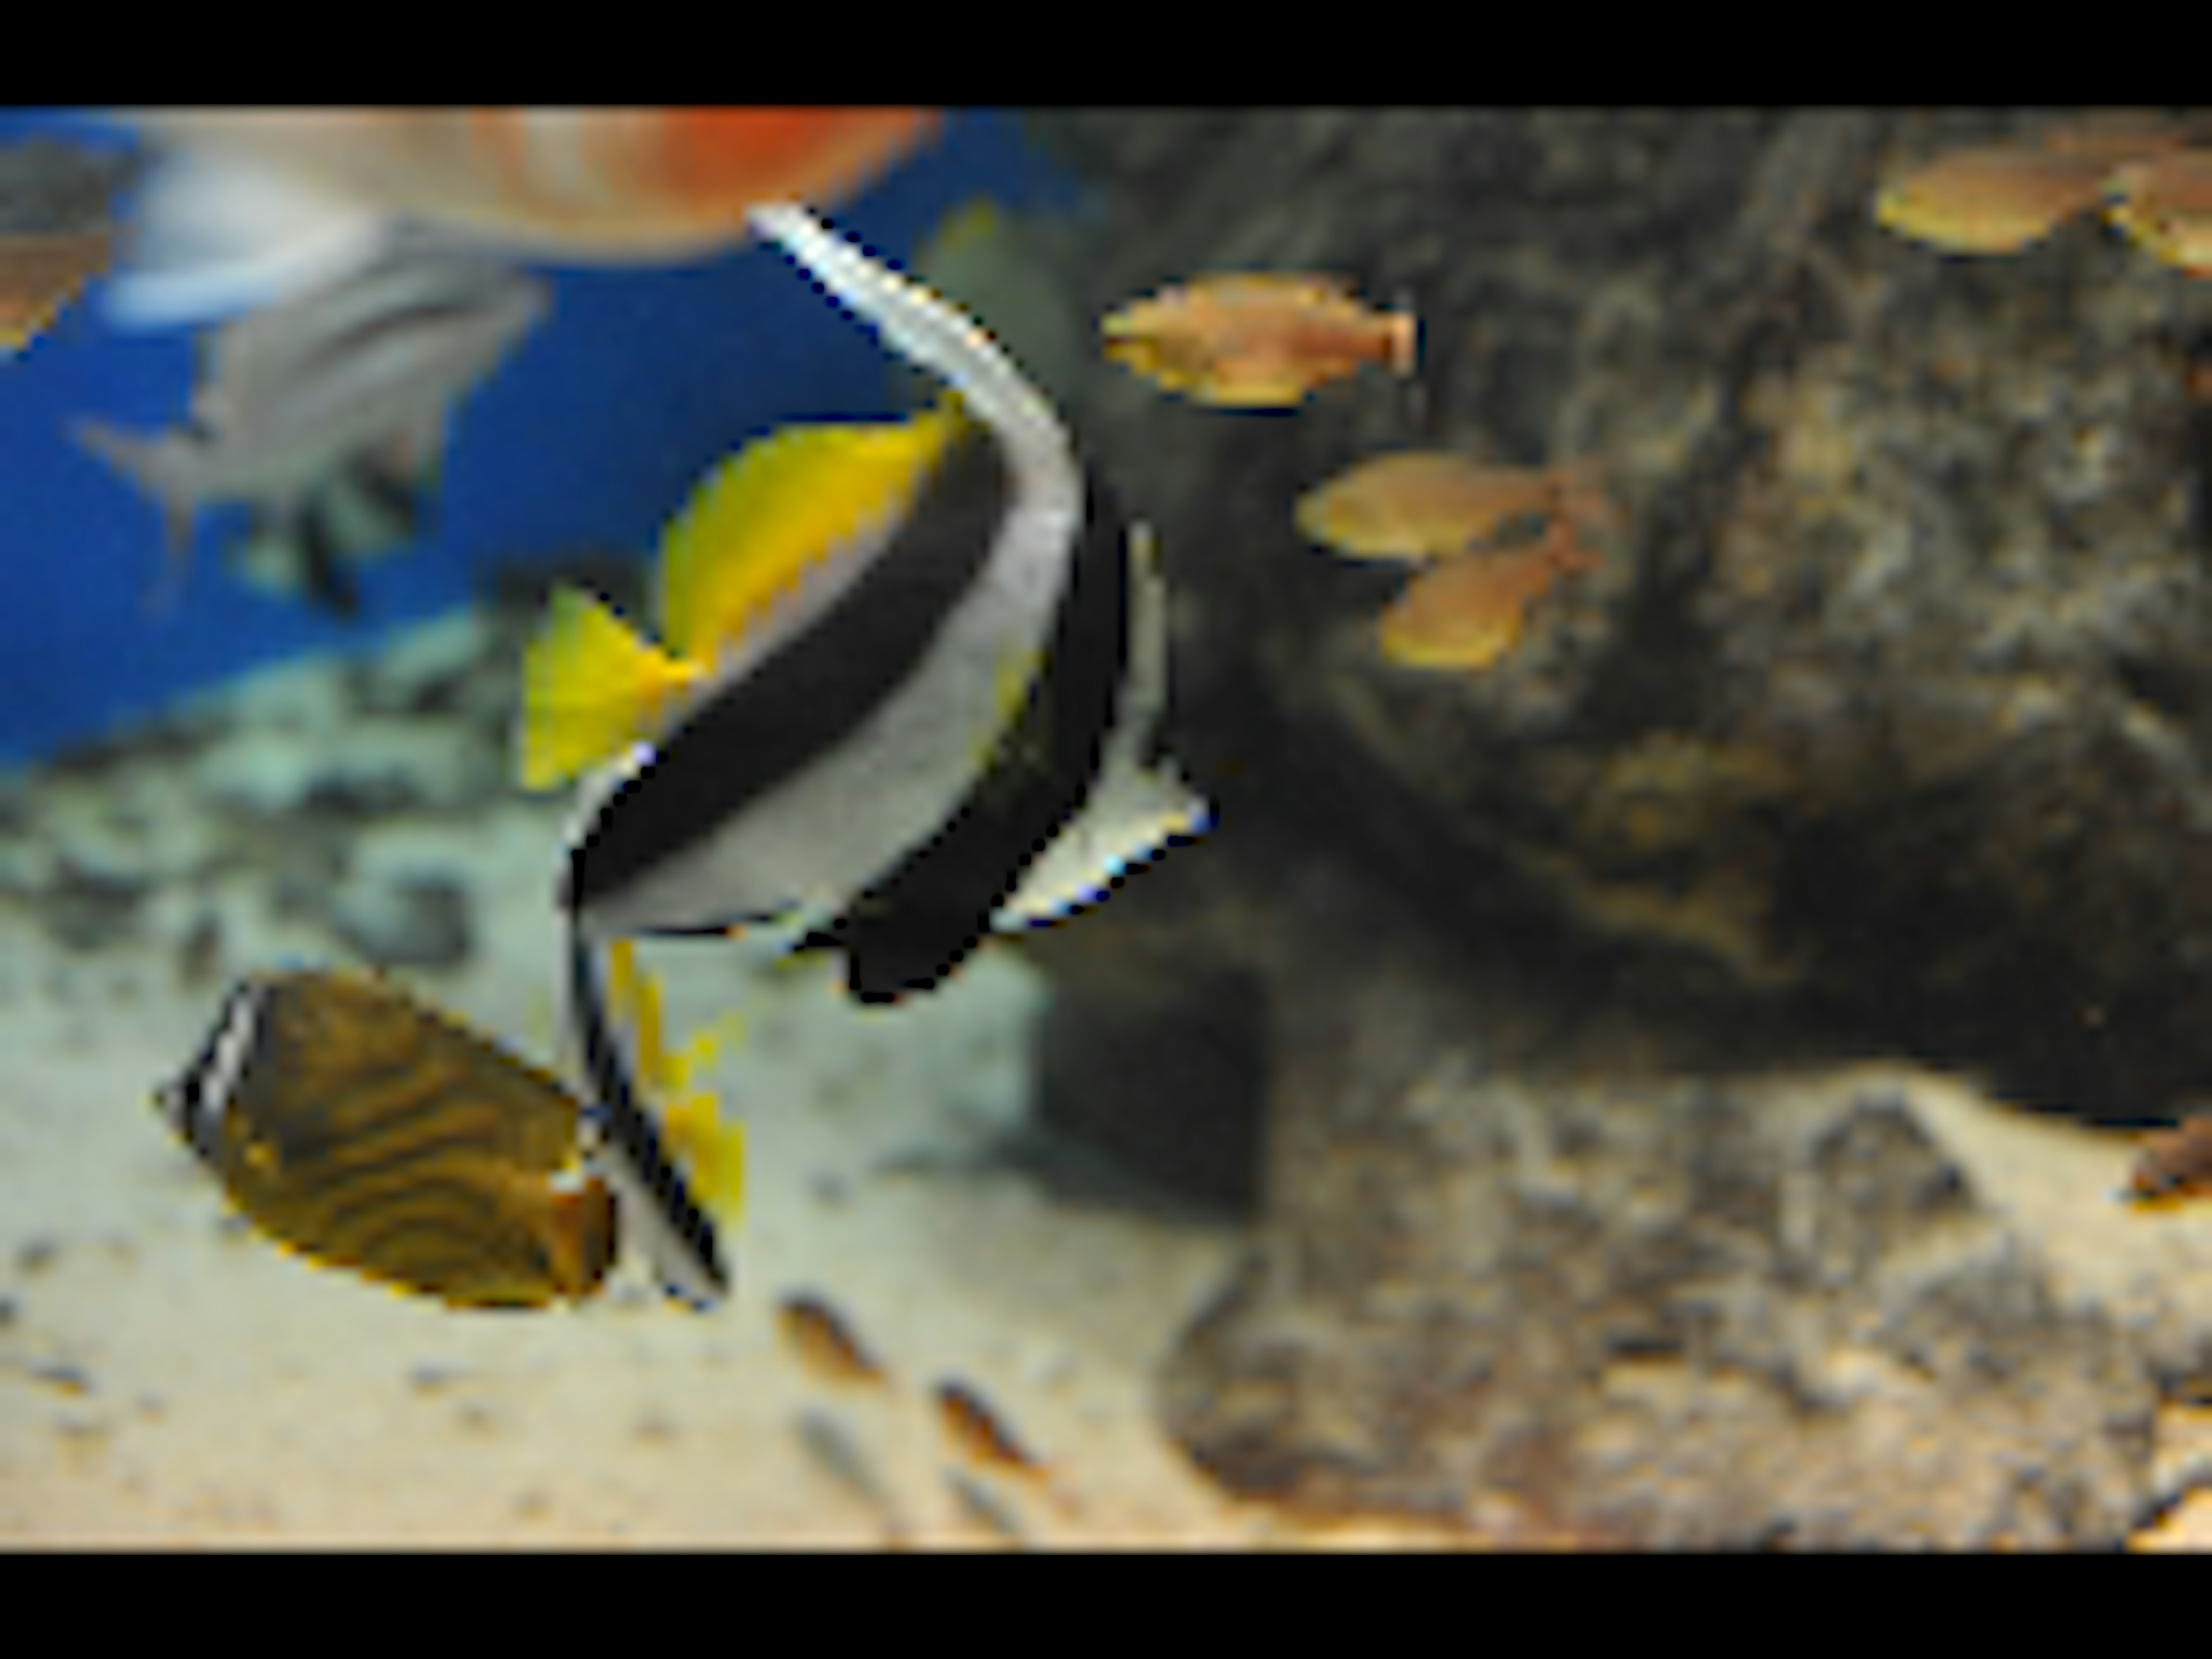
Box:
[1375, 521, 1603, 673]
[0, 226, 112, 351]
[1297, 451, 1591, 562]
[777, 1292, 891, 1388]
[1101, 272, 1416, 408]
[2107, 149, 2212, 276]
[933, 1377, 1047, 1480]
[110, 107, 940, 326]
[0, 135, 132, 354]
[2124, 1118, 2212, 1208]
[2035, 112, 2188, 171]
[1874, 142, 2112, 255]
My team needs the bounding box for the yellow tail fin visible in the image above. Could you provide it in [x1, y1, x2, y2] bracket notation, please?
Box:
[518, 586, 705, 791]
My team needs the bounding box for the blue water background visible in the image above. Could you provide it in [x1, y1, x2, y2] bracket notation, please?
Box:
[0, 109, 1079, 766]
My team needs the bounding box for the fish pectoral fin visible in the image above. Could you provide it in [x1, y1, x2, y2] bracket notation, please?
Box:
[998, 760, 1209, 929]
[519, 585, 704, 790]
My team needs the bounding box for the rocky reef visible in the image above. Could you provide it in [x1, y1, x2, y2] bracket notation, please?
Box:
[1013, 108, 2212, 1544]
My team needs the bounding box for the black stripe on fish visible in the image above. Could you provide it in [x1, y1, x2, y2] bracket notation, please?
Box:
[559, 422, 1009, 925]
[565, 924, 729, 1307]
[800, 467, 1135, 1004]
[294, 494, 361, 619]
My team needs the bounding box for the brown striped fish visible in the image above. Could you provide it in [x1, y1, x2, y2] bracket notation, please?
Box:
[156, 968, 619, 1309]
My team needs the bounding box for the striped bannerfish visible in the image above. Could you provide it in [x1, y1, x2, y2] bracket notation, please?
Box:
[156, 953, 735, 1311]
[521, 204, 1209, 1006]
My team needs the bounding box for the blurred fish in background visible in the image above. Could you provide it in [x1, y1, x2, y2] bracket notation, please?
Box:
[74, 248, 550, 613]
[105, 107, 941, 328]
[0, 107, 1070, 768]
[0, 134, 134, 354]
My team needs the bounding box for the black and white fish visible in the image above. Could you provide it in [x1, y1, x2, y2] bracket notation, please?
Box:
[520, 203, 1207, 1005]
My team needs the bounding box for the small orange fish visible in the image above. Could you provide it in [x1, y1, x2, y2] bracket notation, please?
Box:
[0, 135, 131, 354]
[0, 227, 112, 352]
[1874, 142, 2111, 255]
[778, 1292, 890, 1388]
[933, 1377, 1047, 1480]
[1297, 451, 1590, 562]
[1375, 521, 1603, 673]
[2107, 150, 2212, 276]
[2035, 113, 2188, 171]
[2124, 1118, 2212, 1209]
[1101, 272, 1416, 408]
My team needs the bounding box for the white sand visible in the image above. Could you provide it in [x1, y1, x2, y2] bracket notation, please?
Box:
[10, 621, 2212, 1547]
[0, 669, 1257, 1544]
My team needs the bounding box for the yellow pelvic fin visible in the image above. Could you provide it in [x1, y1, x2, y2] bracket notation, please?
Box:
[519, 585, 705, 791]
[656, 397, 968, 666]
[604, 941, 748, 1222]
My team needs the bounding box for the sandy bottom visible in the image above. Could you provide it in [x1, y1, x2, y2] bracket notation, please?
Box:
[7, 716, 2212, 1548]
[0, 822, 1272, 1547]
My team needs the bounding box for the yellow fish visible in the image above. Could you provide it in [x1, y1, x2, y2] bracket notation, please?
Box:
[1874, 142, 2111, 255]
[156, 969, 619, 1309]
[1101, 272, 1416, 408]
[1376, 523, 1604, 674]
[157, 951, 744, 1310]
[2107, 150, 2212, 276]
[1297, 452, 1594, 562]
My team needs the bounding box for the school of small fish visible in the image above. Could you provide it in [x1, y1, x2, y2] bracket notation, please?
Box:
[1291, 449, 1613, 672]
[772, 1289, 1073, 1536]
[1875, 113, 2212, 278]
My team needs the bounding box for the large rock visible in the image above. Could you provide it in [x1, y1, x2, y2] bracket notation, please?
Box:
[1028, 107, 2212, 1117]
[1006, 109, 2212, 1544]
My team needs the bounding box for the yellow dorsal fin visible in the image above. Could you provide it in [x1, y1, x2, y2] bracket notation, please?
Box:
[657, 396, 968, 666]
[518, 586, 706, 791]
